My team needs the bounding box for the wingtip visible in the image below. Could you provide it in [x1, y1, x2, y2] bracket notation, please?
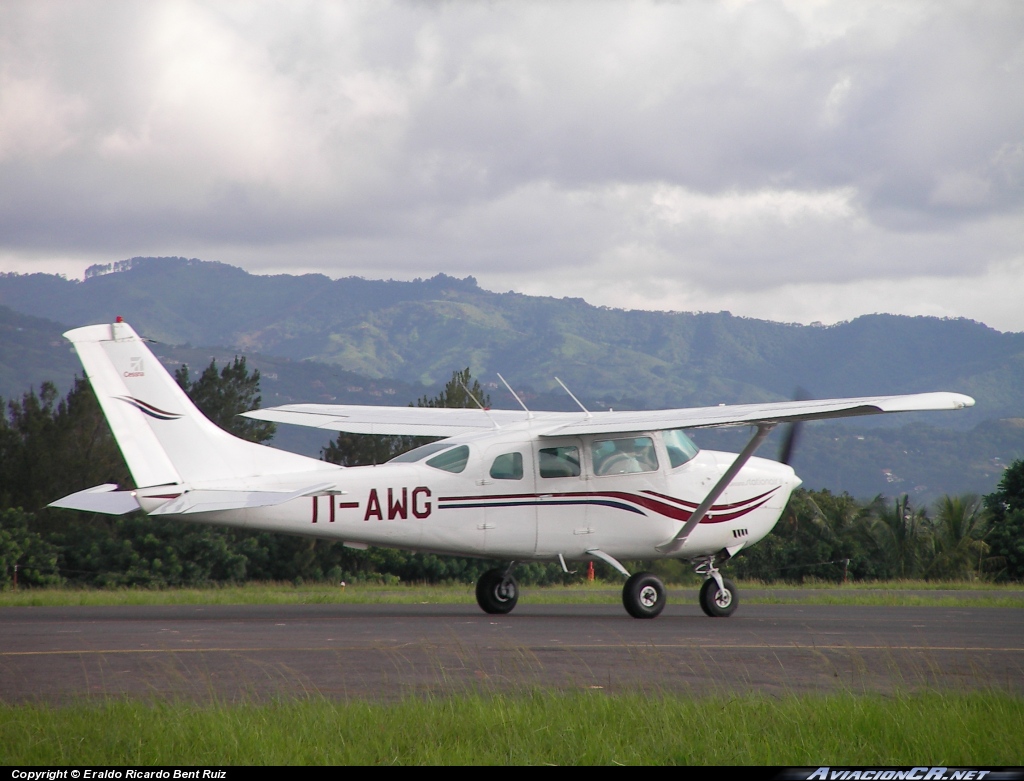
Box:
[955, 393, 976, 409]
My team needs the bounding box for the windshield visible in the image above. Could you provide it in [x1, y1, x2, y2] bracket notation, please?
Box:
[387, 441, 470, 473]
[426, 445, 469, 473]
[663, 429, 700, 468]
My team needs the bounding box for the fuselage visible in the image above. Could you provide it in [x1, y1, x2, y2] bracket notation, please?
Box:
[136, 422, 801, 563]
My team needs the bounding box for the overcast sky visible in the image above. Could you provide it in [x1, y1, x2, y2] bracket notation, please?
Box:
[1, 1, 1022, 330]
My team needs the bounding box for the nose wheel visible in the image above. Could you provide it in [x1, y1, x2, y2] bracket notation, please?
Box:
[699, 576, 738, 617]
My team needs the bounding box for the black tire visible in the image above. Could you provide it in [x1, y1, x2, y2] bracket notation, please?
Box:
[475, 568, 519, 614]
[699, 577, 738, 617]
[622, 572, 666, 619]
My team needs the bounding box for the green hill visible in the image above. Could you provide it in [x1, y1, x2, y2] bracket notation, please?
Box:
[2, 257, 1022, 423]
[1, 257, 1022, 501]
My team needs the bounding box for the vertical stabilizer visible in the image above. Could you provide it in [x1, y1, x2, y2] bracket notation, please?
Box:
[64, 321, 332, 488]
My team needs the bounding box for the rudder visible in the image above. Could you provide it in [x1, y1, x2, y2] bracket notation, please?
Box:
[65, 320, 331, 489]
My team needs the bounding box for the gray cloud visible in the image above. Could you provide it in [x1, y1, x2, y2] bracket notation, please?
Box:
[1, 1, 1022, 328]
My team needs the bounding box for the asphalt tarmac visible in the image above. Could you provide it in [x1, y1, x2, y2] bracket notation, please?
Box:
[2, 601, 1021, 704]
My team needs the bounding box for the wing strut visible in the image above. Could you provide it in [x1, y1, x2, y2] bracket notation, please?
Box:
[658, 423, 776, 554]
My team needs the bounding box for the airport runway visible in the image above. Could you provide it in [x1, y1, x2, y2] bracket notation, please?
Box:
[2, 602, 1021, 704]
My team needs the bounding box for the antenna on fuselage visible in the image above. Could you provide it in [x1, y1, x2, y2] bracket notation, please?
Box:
[459, 379, 500, 429]
[497, 373, 533, 420]
[555, 377, 592, 418]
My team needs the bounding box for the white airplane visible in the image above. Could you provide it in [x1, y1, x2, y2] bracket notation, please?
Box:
[52, 319, 975, 619]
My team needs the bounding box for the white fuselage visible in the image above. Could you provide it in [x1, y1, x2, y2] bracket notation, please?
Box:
[137, 422, 801, 563]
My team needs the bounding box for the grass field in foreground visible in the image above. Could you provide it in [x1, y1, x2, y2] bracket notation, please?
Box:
[2, 691, 1021, 765]
[1, 581, 1022, 609]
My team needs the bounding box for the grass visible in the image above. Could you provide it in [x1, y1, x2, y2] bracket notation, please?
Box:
[1, 690, 1021, 765]
[2, 582, 1021, 764]
[1, 580, 1022, 608]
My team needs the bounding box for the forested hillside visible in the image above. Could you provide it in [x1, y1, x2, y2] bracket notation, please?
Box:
[1, 257, 1022, 500]
[2, 257, 1023, 421]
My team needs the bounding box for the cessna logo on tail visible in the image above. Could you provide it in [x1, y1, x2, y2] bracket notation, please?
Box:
[123, 357, 145, 378]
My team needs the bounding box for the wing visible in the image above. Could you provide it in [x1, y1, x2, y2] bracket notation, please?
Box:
[539, 391, 975, 436]
[242, 404, 545, 436]
[245, 392, 973, 438]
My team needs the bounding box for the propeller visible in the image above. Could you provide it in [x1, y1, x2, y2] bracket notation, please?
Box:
[777, 387, 811, 466]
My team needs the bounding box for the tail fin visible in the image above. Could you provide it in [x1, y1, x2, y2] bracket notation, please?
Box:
[65, 320, 333, 488]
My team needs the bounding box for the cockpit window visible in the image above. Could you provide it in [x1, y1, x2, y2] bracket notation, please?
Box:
[592, 437, 659, 475]
[426, 445, 470, 473]
[664, 429, 700, 468]
[388, 441, 453, 463]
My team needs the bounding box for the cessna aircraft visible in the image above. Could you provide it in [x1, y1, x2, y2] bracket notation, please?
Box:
[52, 319, 974, 619]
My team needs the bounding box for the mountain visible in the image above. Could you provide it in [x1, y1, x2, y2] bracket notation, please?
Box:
[2, 257, 1023, 426]
[1, 257, 1022, 501]
[0, 305, 84, 403]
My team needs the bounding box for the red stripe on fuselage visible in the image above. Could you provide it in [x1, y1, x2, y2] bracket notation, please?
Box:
[438, 487, 779, 524]
[641, 487, 778, 511]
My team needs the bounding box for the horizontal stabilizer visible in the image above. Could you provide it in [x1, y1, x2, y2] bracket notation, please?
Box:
[49, 484, 141, 515]
[148, 483, 336, 515]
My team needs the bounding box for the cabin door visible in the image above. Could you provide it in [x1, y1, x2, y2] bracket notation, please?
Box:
[532, 437, 590, 558]
[479, 443, 537, 558]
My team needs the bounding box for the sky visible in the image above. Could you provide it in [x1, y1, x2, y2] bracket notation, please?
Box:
[1, 1, 1022, 330]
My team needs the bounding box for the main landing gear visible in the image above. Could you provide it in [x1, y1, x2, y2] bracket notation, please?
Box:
[622, 572, 667, 618]
[475, 566, 519, 614]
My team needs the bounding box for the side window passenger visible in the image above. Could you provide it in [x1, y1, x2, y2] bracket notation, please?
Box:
[490, 452, 523, 480]
[538, 446, 581, 478]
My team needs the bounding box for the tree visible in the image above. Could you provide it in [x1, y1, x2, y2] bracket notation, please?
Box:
[859, 494, 930, 580]
[925, 495, 988, 581]
[321, 432, 413, 467]
[984, 460, 1024, 580]
[0, 378, 128, 512]
[731, 488, 871, 583]
[984, 459, 1024, 523]
[0, 508, 61, 587]
[174, 357, 275, 443]
[415, 368, 489, 409]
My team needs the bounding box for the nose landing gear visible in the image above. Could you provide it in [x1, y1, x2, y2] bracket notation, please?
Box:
[694, 555, 739, 617]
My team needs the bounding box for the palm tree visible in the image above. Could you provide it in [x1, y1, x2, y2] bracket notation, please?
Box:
[860, 495, 929, 579]
[925, 495, 988, 581]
